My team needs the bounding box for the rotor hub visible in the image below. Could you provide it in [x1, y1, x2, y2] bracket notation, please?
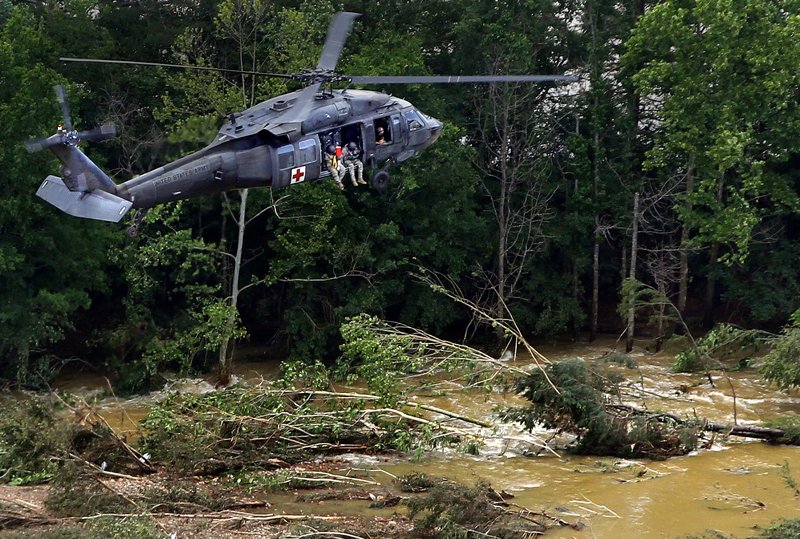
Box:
[294, 68, 351, 85]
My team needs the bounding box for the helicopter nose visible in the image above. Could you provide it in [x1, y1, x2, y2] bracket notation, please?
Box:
[424, 117, 443, 148]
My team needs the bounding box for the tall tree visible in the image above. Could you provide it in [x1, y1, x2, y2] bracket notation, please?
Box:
[625, 0, 800, 328]
[445, 0, 581, 342]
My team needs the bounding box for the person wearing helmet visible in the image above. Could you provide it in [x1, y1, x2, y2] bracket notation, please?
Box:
[324, 143, 345, 190]
[342, 141, 366, 187]
[375, 126, 386, 145]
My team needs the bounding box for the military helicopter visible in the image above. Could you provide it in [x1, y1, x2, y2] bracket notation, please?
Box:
[27, 12, 576, 230]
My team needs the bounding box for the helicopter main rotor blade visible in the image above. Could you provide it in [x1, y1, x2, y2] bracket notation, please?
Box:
[25, 136, 58, 153]
[348, 74, 580, 84]
[316, 12, 360, 72]
[76, 123, 117, 142]
[59, 57, 296, 80]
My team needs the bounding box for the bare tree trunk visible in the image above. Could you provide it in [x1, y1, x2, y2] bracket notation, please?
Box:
[590, 110, 601, 342]
[703, 243, 719, 329]
[473, 76, 558, 346]
[703, 175, 724, 329]
[621, 244, 627, 285]
[588, 0, 600, 343]
[591, 217, 600, 341]
[495, 162, 508, 341]
[626, 192, 640, 353]
[219, 188, 249, 385]
[677, 165, 694, 316]
[572, 264, 580, 340]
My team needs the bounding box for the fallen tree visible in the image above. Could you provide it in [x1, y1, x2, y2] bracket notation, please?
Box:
[504, 358, 800, 458]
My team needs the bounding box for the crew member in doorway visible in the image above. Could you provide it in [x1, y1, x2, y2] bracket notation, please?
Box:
[342, 142, 366, 187]
[324, 144, 345, 190]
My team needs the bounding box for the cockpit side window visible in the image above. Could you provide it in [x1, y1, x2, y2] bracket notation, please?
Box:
[403, 110, 425, 131]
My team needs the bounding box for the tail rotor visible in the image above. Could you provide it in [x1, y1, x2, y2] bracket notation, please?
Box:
[26, 85, 131, 222]
[25, 85, 117, 153]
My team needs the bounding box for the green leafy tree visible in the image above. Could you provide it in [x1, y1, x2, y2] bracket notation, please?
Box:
[625, 0, 800, 266]
[0, 6, 117, 384]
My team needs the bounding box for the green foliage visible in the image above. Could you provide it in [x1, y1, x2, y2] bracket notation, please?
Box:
[763, 417, 800, 445]
[228, 469, 311, 493]
[504, 359, 628, 454]
[758, 326, 800, 389]
[618, 278, 680, 333]
[2, 516, 162, 539]
[720, 241, 800, 324]
[7, 0, 800, 391]
[0, 5, 117, 384]
[98, 202, 245, 391]
[138, 384, 443, 473]
[337, 314, 426, 404]
[396, 472, 440, 493]
[262, 122, 489, 361]
[752, 519, 800, 539]
[86, 517, 162, 539]
[0, 397, 71, 484]
[778, 460, 800, 496]
[406, 479, 547, 539]
[602, 353, 639, 370]
[625, 0, 800, 262]
[140, 480, 230, 513]
[673, 323, 769, 373]
[278, 358, 332, 390]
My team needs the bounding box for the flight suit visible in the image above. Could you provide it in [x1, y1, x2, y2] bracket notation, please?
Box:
[324, 150, 345, 190]
[342, 144, 366, 186]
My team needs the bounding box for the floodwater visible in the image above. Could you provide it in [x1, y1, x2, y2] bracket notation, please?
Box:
[55, 337, 800, 538]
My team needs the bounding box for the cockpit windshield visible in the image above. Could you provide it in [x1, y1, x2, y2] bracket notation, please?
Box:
[403, 109, 426, 131]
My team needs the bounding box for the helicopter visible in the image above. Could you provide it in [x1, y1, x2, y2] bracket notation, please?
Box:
[26, 12, 576, 231]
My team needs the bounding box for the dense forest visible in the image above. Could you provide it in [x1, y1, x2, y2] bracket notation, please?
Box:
[2, 0, 800, 391]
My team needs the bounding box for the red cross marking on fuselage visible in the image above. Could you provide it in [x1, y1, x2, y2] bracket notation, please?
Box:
[292, 168, 305, 182]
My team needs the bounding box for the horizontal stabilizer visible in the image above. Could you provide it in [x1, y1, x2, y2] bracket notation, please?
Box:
[36, 175, 132, 222]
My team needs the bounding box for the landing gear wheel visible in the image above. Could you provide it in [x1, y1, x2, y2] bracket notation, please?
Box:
[126, 209, 148, 237]
[371, 170, 390, 191]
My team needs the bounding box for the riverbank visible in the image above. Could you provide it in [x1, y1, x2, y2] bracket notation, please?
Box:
[4, 336, 800, 538]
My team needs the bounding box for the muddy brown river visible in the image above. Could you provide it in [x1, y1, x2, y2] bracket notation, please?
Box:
[60, 337, 800, 538]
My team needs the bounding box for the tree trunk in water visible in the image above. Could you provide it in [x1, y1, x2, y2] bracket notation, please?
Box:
[218, 188, 248, 386]
[612, 404, 799, 443]
[625, 192, 640, 353]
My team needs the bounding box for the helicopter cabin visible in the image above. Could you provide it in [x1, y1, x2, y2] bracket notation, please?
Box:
[216, 90, 439, 192]
[268, 106, 432, 189]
